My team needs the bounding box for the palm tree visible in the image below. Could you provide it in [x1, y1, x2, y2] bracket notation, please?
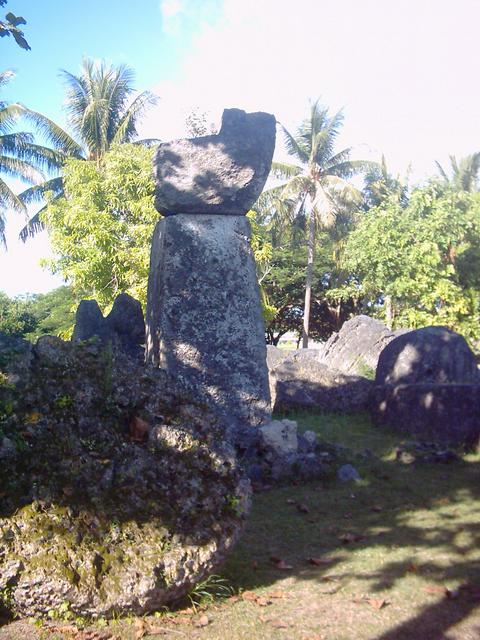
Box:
[19, 58, 158, 239]
[261, 100, 373, 347]
[0, 70, 71, 247]
[435, 153, 480, 192]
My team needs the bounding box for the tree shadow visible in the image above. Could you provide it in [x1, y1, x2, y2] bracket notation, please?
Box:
[219, 411, 480, 639]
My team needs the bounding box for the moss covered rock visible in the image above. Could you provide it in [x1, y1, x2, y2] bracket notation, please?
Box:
[0, 334, 250, 618]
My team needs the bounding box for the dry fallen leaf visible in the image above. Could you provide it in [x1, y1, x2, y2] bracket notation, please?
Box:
[129, 416, 150, 442]
[194, 614, 210, 628]
[259, 616, 289, 628]
[368, 598, 388, 610]
[266, 591, 287, 599]
[371, 505, 383, 512]
[274, 559, 294, 570]
[134, 618, 147, 639]
[308, 556, 333, 566]
[255, 597, 272, 607]
[424, 585, 448, 595]
[286, 498, 296, 505]
[339, 532, 364, 544]
[241, 591, 258, 602]
[407, 563, 419, 573]
[297, 503, 310, 514]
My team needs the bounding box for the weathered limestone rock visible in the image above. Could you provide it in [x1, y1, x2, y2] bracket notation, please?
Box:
[146, 214, 271, 433]
[259, 419, 298, 456]
[319, 315, 407, 376]
[375, 326, 479, 385]
[371, 383, 480, 449]
[72, 293, 145, 358]
[0, 338, 249, 618]
[372, 327, 480, 448]
[153, 108, 276, 216]
[270, 352, 373, 413]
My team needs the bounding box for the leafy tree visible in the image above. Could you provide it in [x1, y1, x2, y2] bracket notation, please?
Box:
[363, 155, 408, 208]
[0, 291, 36, 336]
[0, 1, 29, 50]
[333, 184, 480, 343]
[41, 144, 159, 310]
[0, 286, 76, 340]
[260, 100, 371, 347]
[20, 58, 158, 239]
[262, 239, 361, 345]
[26, 286, 76, 340]
[436, 153, 480, 193]
[0, 70, 69, 246]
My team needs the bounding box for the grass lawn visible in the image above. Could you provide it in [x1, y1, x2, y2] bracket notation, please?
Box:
[1, 412, 479, 640]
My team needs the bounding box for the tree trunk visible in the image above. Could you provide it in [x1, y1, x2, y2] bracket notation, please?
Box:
[302, 209, 316, 348]
[385, 294, 393, 329]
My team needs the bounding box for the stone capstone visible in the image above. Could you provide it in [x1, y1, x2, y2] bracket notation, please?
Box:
[0, 337, 250, 618]
[145, 214, 271, 434]
[318, 315, 407, 377]
[375, 326, 479, 385]
[153, 108, 276, 216]
[72, 292, 145, 359]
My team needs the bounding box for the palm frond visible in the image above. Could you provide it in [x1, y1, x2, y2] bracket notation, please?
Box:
[270, 161, 302, 180]
[0, 176, 27, 215]
[326, 159, 377, 179]
[132, 138, 161, 147]
[17, 105, 84, 157]
[0, 154, 44, 184]
[18, 176, 64, 204]
[112, 90, 158, 145]
[19, 192, 64, 241]
[281, 124, 309, 164]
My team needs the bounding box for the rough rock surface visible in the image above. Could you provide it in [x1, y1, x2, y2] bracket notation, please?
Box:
[259, 419, 298, 456]
[266, 345, 292, 371]
[318, 315, 406, 376]
[153, 108, 276, 216]
[375, 326, 479, 385]
[270, 351, 373, 412]
[72, 293, 145, 359]
[0, 335, 249, 618]
[146, 214, 271, 435]
[371, 383, 480, 449]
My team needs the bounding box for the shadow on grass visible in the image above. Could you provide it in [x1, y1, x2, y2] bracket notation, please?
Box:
[222, 411, 480, 639]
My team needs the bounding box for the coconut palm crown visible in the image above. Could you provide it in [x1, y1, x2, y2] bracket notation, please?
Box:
[19, 58, 158, 240]
[435, 153, 480, 193]
[0, 70, 75, 247]
[261, 100, 374, 347]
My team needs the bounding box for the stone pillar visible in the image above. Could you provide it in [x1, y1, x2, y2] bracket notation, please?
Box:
[146, 107, 276, 436]
[146, 213, 271, 432]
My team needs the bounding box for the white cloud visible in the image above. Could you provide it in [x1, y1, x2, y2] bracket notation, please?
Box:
[143, 0, 480, 181]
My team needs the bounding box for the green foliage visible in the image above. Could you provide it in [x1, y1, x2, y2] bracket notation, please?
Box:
[0, 1, 29, 50]
[333, 184, 480, 343]
[0, 286, 76, 340]
[0, 291, 37, 336]
[42, 144, 158, 310]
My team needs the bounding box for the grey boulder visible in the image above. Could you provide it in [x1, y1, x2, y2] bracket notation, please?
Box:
[270, 352, 373, 413]
[319, 315, 406, 377]
[153, 108, 276, 216]
[375, 326, 479, 385]
[72, 293, 145, 358]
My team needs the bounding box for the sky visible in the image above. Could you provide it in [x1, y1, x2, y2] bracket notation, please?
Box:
[1, 0, 480, 296]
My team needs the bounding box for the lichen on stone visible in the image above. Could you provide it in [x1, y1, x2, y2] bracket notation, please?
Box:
[0, 334, 250, 618]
